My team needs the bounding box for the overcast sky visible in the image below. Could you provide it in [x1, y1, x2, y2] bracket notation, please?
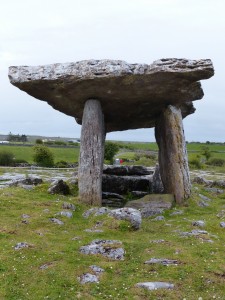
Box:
[0, 0, 224, 142]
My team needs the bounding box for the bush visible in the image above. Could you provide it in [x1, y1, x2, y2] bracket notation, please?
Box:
[104, 142, 119, 163]
[33, 145, 54, 167]
[0, 150, 14, 166]
[35, 139, 43, 144]
[208, 158, 225, 167]
[189, 157, 202, 169]
[55, 160, 68, 168]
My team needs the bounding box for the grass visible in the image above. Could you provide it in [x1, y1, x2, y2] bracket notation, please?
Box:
[0, 172, 225, 299]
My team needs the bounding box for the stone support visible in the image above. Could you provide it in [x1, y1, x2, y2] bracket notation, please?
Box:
[155, 105, 191, 205]
[78, 99, 105, 205]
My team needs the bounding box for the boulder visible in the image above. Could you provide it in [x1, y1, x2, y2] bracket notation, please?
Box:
[48, 180, 70, 195]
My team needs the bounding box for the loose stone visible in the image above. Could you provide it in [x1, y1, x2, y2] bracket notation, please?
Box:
[192, 220, 205, 227]
[220, 222, 225, 228]
[89, 265, 105, 274]
[80, 239, 125, 260]
[144, 258, 179, 266]
[152, 216, 165, 221]
[83, 207, 111, 218]
[14, 242, 30, 250]
[78, 273, 99, 284]
[50, 218, 64, 225]
[62, 202, 76, 210]
[170, 210, 184, 216]
[136, 282, 174, 290]
[57, 211, 73, 218]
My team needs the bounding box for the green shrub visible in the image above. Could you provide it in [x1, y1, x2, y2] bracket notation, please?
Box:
[104, 142, 119, 163]
[33, 145, 54, 167]
[208, 158, 225, 167]
[0, 150, 14, 166]
[55, 160, 68, 168]
[35, 139, 43, 144]
[189, 157, 202, 169]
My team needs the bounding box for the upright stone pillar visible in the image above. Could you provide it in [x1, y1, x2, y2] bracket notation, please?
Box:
[155, 105, 191, 205]
[78, 99, 105, 205]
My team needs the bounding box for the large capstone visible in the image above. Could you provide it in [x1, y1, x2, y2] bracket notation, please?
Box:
[8, 58, 214, 133]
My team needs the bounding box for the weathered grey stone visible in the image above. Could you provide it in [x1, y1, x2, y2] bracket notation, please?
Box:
[82, 207, 111, 218]
[136, 282, 174, 290]
[198, 200, 209, 207]
[220, 222, 225, 228]
[78, 273, 99, 284]
[199, 194, 211, 201]
[48, 180, 70, 195]
[192, 220, 205, 227]
[79, 99, 105, 205]
[180, 229, 208, 237]
[50, 218, 64, 225]
[57, 211, 73, 218]
[89, 265, 105, 274]
[80, 239, 124, 260]
[102, 174, 152, 195]
[193, 176, 212, 185]
[125, 194, 174, 218]
[84, 229, 104, 233]
[144, 258, 178, 266]
[152, 216, 165, 221]
[108, 207, 142, 230]
[14, 242, 30, 250]
[103, 165, 153, 176]
[102, 192, 124, 200]
[9, 58, 214, 132]
[62, 202, 76, 210]
[155, 105, 191, 205]
[170, 210, 184, 216]
[204, 187, 224, 194]
[21, 214, 30, 219]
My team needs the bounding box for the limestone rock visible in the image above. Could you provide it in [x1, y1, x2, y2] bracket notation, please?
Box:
[14, 242, 30, 250]
[108, 207, 142, 230]
[62, 202, 76, 210]
[80, 239, 124, 260]
[125, 194, 174, 218]
[192, 220, 205, 227]
[220, 222, 225, 228]
[144, 258, 178, 266]
[9, 58, 214, 132]
[50, 218, 64, 225]
[136, 282, 174, 290]
[82, 207, 111, 218]
[78, 273, 99, 284]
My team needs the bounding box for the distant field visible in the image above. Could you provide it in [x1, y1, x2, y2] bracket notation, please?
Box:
[1, 142, 225, 165]
[0, 145, 80, 163]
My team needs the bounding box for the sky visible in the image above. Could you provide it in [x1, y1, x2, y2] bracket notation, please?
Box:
[0, 0, 224, 142]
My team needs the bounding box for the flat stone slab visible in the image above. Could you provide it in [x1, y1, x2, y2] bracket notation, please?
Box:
[144, 258, 179, 266]
[136, 282, 174, 290]
[9, 58, 214, 132]
[125, 194, 174, 217]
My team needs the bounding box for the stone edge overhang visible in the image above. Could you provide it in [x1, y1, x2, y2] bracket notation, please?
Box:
[8, 58, 214, 84]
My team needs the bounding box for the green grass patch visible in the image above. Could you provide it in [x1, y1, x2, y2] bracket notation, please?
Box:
[0, 178, 225, 299]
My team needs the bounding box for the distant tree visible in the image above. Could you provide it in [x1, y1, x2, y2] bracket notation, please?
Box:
[206, 141, 210, 144]
[33, 145, 54, 167]
[104, 142, 119, 163]
[20, 134, 27, 142]
[201, 146, 212, 161]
